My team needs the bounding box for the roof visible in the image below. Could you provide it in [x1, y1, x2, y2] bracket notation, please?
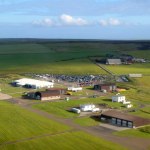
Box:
[14, 78, 53, 87]
[107, 59, 122, 64]
[35, 91, 60, 97]
[95, 83, 116, 86]
[112, 95, 125, 98]
[101, 110, 150, 127]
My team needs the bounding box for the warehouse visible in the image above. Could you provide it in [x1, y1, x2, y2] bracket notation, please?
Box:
[100, 110, 150, 128]
[94, 83, 116, 92]
[12, 78, 54, 89]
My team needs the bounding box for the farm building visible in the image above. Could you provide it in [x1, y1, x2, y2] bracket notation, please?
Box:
[12, 78, 54, 89]
[100, 110, 150, 128]
[106, 59, 122, 65]
[94, 83, 116, 92]
[112, 94, 126, 102]
[23, 90, 61, 101]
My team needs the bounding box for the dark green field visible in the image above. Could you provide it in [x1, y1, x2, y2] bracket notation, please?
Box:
[0, 39, 150, 74]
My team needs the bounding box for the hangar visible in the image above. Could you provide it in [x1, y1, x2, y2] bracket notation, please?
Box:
[100, 110, 150, 128]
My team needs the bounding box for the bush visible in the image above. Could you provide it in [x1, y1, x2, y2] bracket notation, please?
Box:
[139, 126, 150, 134]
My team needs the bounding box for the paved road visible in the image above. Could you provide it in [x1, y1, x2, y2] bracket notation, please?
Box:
[5, 98, 150, 150]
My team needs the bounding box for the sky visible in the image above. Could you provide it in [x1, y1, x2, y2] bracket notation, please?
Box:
[0, 0, 150, 39]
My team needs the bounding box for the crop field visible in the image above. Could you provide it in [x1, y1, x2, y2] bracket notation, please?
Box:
[102, 63, 150, 75]
[1, 131, 127, 150]
[0, 101, 70, 144]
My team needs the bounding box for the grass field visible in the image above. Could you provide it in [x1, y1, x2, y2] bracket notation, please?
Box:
[102, 63, 150, 75]
[1, 131, 127, 150]
[33, 97, 126, 118]
[0, 40, 149, 74]
[0, 101, 127, 150]
[114, 126, 150, 139]
[0, 101, 70, 144]
[74, 117, 99, 126]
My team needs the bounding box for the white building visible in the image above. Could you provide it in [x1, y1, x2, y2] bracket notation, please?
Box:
[80, 104, 95, 112]
[112, 94, 126, 102]
[67, 87, 82, 92]
[12, 78, 54, 89]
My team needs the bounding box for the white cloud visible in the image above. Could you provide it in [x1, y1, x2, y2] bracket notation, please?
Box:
[32, 18, 54, 27]
[99, 18, 121, 26]
[60, 14, 88, 26]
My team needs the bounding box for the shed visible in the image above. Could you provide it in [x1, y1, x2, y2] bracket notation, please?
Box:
[100, 110, 150, 128]
[106, 59, 122, 65]
[94, 83, 116, 92]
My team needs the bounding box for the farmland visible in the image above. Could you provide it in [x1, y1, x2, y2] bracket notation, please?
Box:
[0, 40, 150, 74]
[0, 101, 128, 150]
[0, 39, 150, 150]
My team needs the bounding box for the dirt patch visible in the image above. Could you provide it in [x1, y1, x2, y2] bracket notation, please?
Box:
[0, 93, 12, 100]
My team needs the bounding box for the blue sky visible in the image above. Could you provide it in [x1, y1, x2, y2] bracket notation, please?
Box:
[0, 0, 150, 39]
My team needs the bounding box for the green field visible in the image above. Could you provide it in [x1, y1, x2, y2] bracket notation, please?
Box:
[0, 101, 70, 144]
[1, 131, 127, 150]
[33, 97, 127, 118]
[74, 117, 99, 126]
[0, 101, 128, 150]
[0, 40, 149, 74]
[102, 63, 150, 75]
[114, 126, 150, 139]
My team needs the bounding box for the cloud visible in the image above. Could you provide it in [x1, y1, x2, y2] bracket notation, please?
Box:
[32, 18, 54, 27]
[60, 14, 88, 26]
[33, 14, 89, 27]
[99, 18, 121, 26]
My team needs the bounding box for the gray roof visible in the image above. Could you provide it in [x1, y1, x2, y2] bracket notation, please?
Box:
[106, 59, 122, 64]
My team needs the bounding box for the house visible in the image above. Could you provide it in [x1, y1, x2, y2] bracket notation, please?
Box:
[106, 59, 122, 65]
[112, 94, 126, 102]
[94, 83, 116, 92]
[12, 78, 54, 89]
[100, 110, 150, 128]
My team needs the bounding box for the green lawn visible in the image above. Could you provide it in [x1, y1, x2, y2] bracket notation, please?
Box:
[114, 126, 150, 139]
[74, 117, 99, 126]
[1, 131, 127, 150]
[0, 101, 70, 144]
